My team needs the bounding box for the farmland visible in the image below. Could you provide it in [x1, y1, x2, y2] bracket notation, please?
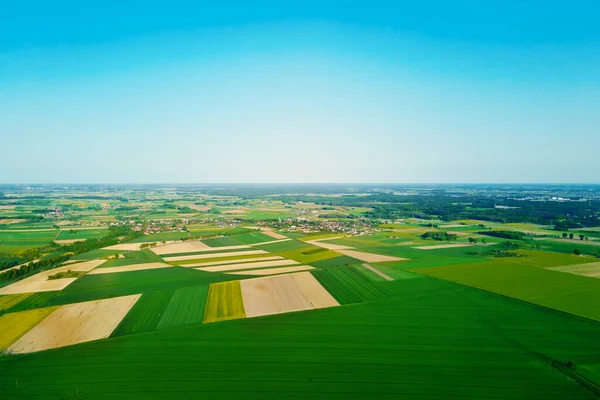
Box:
[1, 184, 600, 398]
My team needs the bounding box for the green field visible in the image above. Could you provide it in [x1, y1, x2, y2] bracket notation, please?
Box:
[2, 277, 600, 398]
[112, 289, 174, 336]
[2, 187, 600, 398]
[312, 267, 389, 304]
[157, 285, 209, 329]
[416, 260, 600, 321]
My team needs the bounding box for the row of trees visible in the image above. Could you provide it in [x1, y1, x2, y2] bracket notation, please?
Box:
[0, 225, 144, 283]
[561, 232, 589, 241]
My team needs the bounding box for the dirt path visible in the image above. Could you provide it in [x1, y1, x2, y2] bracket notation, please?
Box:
[362, 263, 394, 281]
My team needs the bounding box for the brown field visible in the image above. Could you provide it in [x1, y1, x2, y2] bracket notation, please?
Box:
[249, 238, 291, 246]
[54, 239, 86, 245]
[183, 256, 284, 268]
[150, 240, 211, 255]
[197, 259, 299, 273]
[291, 271, 340, 308]
[0, 219, 26, 225]
[547, 262, 600, 278]
[88, 262, 172, 275]
[164, 249, 267, 262]
[227, 265, 314, 276]
[336, 249, 406, 263]
[5, 294, 141, 354]
[0, 260, 105, 295]
[0, 205, 16, 210]
[221, 209, 246, 214]
[305, 237, 353, 250]
[260, 229, 288, 240]
[240, 272, 337, 318]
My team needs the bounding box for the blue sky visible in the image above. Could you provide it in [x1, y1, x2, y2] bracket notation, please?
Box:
[1, 1, 599, 183]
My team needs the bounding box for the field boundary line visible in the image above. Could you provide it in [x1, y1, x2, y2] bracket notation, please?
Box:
[361, 263, 394, 281]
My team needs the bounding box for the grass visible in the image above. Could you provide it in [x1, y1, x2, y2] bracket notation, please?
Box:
[252, 239, 309, 253]
[0, 293, 33, 312]
[5, 292, 60, 313]
[2, 278, 600, 398]
[416, 260, 600, 321]
[203, 281, 246, 323]
[311, 267, 389, 304]
[55, 229, 107, 241]
[231, 231, 276, 245]
[157, 285, 209, 329]
[112, 290, 174, 336]
[0, 306, 58, 351]
[202, 236, 243, 247]
[48, 268, 231, 306]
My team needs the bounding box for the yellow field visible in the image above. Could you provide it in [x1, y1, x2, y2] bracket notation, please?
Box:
[203, 281, 246, 323]
[0, 307, 58, 351]
[0, 293, 33, 312]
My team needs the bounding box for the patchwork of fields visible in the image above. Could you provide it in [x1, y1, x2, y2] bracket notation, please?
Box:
[2, 217, 600, 398]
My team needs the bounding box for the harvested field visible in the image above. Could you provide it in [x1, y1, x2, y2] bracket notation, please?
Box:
[0, 307, 58, 351]
[164, 250, 267, 262]
[0, 260, 105, 295]
[198, 259, 299, 273]
[548, 262, 600, 278]
[103, 243, 149, 251]
[240, 274, 313, 318]
[88, 262, 172, 275]
[290, 271, 339, 308]
[361, 263, 393, 281]
[183, 256, 284, 268]
[54, 239, 86, 244]
[413, 243, 474, 250]
[305, 237, 353, 250]
[203, 281, 246, 323]
[6, 294, 141, 354]
[154, 242, 248, 256]
[66, 259, 107, 272]
[249, 238, 291, 246]
[260, 229, 287, 240]
[239, 272, 336, 318]
[336, 249, 405, 263]
[228, 265, 314, 276]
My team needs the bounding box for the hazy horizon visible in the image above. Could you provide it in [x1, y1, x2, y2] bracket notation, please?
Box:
[2, 1, 599, 184]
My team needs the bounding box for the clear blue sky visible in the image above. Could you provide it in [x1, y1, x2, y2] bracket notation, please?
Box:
[1, 1, 599, 183]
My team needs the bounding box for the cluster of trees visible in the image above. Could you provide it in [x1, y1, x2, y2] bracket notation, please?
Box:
[560, 232, 589, 241]
[139, 242, 159, 249]
[278, 190, 600, 229]
[421, 231, 458, 242]
[478, 230, 526, 240]
[0, 225, 143, 283]
[467, 237, 487, 245]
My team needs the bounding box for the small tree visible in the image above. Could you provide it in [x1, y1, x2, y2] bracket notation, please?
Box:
[468, 237, 475, 244]
[569, 233, 574, 240]
[574, 249, 581, 256]
[562, 233, 568, 239]
[579, 235, 585, 240]
[481, 238, 487, 245]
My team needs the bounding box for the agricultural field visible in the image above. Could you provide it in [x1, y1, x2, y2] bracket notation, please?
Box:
[1, 184, 600, 398]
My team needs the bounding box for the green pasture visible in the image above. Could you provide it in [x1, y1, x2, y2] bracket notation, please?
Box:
[2, 276, 600, 398]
